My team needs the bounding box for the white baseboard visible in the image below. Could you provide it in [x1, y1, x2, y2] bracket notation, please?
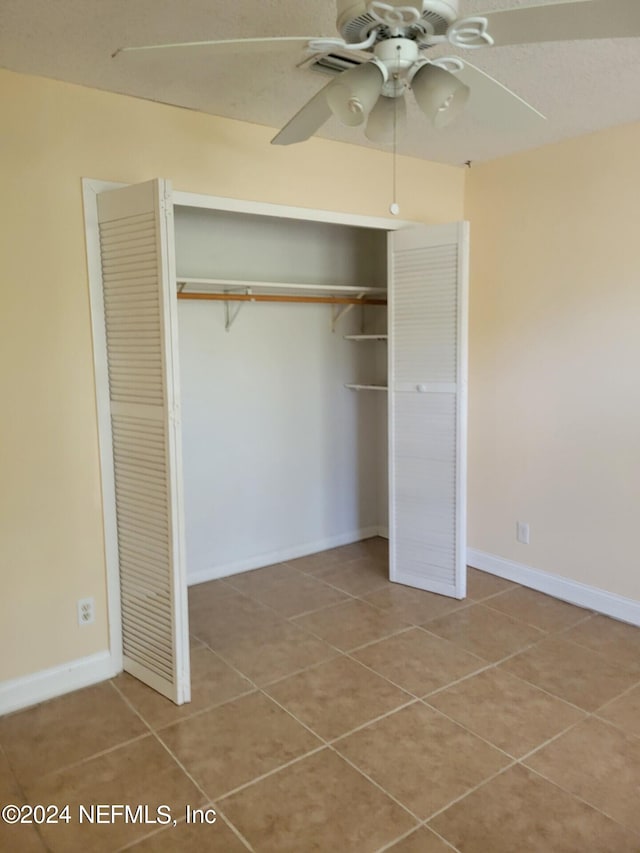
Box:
[188, 527, 381, 586]
[468, 549, 640, 627]
[0, 650, 118, 717]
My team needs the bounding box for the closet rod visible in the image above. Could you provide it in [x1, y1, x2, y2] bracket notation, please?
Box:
[177, 293, 386, 306]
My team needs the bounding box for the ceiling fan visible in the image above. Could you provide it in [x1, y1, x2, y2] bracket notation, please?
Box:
[115, 0, 640, 146]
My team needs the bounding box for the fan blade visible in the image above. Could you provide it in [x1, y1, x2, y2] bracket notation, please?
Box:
[114, 36, 322, 58]
[479, 0, 640, 48]
[271, 83, 333, 146]
[453, 60, 546, 131]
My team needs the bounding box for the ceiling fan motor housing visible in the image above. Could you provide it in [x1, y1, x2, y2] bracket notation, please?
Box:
[337, 0, 460, 44]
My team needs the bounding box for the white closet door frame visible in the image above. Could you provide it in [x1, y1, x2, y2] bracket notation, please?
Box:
[84, 178, 409, 689]
[84, 178, 127, 674]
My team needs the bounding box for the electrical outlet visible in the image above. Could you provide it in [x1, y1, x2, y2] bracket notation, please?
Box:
[77, 597, 95, 626]
[516, 522, 530, 545]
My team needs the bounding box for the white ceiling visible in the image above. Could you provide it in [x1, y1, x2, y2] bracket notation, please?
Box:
[1, 0, 639, 164]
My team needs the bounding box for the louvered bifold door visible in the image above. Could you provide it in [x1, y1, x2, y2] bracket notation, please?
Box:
[388, 222, 469, 599]
[97, 179, 190, 703]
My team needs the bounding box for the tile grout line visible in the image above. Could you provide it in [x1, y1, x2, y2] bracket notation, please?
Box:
[24, 729, 152, 783]
[511, 698, 640, 837]
[591, 673, 640, 724]
[423, 761, 518, 823]
[492, 636, 640, 713]
[375, 825, 424, 852]
[115, 806, 254, 853]
[323, 697, 421, 746]
[343, 624, 432, 654]
[340, 649, 437, 701]
[111, 663, 258, 731]
[419, 659, 502, 701]
[309, 565, 394, 607]
[376, 823, 463, 853]
[480, 606, 595, 636]
[325, 741, 425, 826]
[223, 577, 361, 618]
[422, 656, 594, 717]
[288, 618, 417, 661]
[149, 745, 259, 852]
[261, 671, 434, 764]
[216, 743, 328, 803]
[0, 742, 55, 853]
[222, 579, 420, 665]
[0, 681, 153, 784]
[110, 678, 257, 852]
[150, 687, 259, 732]
[415, 627, 554, 686]
[199, 626, 347, 688]
[521, 763, 640, 840]
[416, 616, 544, 652]
[224, 649, 345, 691]
[555, 632, 640, 676]
[209, 552, 464, 641]
[284, 548, 389, 575]
[204, 569, 402, 652]
[421, 824, 463, 852]
[478, 589, 594, 635]
[466, 584, 516, 604]
[514, 714, 594, 765]
[416, 698, 519, 765]
[488, 674, 610, 717]
[224, 554, 390, 607]
[591, 709, 640, 738]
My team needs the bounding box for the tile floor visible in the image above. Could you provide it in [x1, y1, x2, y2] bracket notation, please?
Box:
[3, 538, 640, 851]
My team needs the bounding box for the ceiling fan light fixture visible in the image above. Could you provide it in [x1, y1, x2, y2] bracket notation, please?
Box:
[410, 62, 470, 128]
[365, 94, 407, 143]
[326, 61, 385, 126]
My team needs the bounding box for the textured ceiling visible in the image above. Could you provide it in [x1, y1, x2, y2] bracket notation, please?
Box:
[1, 0, 639, 164]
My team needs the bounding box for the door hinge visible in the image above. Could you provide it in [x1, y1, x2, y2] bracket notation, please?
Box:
[160, 189, 173, 220]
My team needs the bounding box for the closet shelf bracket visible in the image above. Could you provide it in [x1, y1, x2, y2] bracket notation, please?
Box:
[332, 293, 364, 333]
[225, 288, 253, 331]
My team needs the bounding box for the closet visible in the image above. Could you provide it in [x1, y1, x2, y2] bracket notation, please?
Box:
[87, 178, 468, 706]
[174, 203, 389, 583]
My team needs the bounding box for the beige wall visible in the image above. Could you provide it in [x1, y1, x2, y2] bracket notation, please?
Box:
[0, 69, 465, 682]
[466, 122, 640, 600]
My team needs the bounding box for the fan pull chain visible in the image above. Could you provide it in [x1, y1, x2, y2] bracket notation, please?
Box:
[390, 105, 399, 216]
[390, 44, 401, 216]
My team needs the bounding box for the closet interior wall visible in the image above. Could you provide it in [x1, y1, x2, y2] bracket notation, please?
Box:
[174, 206, 389, 584]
